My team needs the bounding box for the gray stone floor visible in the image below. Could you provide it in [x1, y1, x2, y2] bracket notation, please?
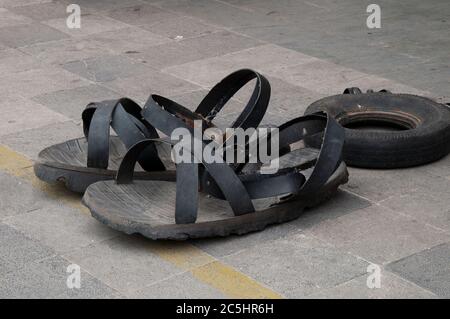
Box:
[0, 0, 449, 299]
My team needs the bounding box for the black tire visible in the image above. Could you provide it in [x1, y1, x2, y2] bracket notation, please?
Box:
[305, 91, 450, 168]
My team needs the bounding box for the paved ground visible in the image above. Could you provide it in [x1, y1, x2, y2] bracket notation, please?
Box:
[0, 0, 449, 299]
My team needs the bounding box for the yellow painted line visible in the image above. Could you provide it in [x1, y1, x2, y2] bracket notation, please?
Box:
[192, 261, 282, 299]
[149, 241, 282, 298]
[0, 145, 88, 213]
[0, 144, 282, 299]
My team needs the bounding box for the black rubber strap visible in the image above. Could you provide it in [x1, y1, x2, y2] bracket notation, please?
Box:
[116, 138, 256, 222]
[81, 98, 165, 171]
[202, 113, 344, 200]
[143, 94, 308, 213]
[142, 95, 203, 137]
[142, 94, 340, 206]
[195, 69, 271, 129]
[276, 112, 344, 196]
[175, 162, 199, 224]
[142, 92, 265, 176]
[343, 87, 362, 95]
[142, 69, 270, 136]
[84, 101, 114, 169]
[298, 114, 344, 195]
[201, 168, 305, 200]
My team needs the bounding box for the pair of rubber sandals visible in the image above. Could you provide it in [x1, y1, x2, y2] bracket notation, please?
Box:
[34, 69, 348, 240]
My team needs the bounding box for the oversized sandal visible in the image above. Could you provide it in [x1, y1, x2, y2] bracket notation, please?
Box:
[33, 69, 270, 193]
[82, 104, 347, 240]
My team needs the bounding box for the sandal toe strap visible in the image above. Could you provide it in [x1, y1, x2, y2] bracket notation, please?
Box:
[81, 98, 165, 171]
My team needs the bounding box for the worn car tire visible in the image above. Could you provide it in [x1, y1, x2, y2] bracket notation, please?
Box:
[305, 91, 450, 168]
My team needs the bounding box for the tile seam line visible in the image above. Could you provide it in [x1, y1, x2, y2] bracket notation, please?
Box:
[61, 249, 189, 298]
[167, 11, 435, 97]
[0, 143, 282, 299]
[161, 42, 308, 74]
[300, 231, 427, 296]
[378, 202, 449, 234]
[58, 254, 126, 297]
[214, 0, 258, 14]
[304, 207, 450, 268]
[303, 230, 377, 266]
[2, 219, 121, 294]
[122, 269, 196, 297]
[384, 268, 440, 298]
[148, 0, 274, 43]
[212, 0, 293, 26]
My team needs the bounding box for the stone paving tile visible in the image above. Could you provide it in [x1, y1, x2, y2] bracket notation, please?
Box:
[329, 46, 434, 80]
[380, 191, 450, 232]
[413, 154, 450, 179]
[167, 89, 210, 111]
[195, 190, 371, 258]
[0, 7, 32, 28]
[231, 0, 409, 22]
[223, 232, 369, 298]
[0, 223, 55, 274]
[0, 96, 69, 136]
[9, 1, 68, 21]
[383, 62, 450, 98]
[0, 22, 68, 48]
[308, 270, 437, 299]
[267, 60, 370, 95]
[222, 0, 327, 19]
[18, 36, 113, 65]
[24, 24, 171, 66]
[142, 16, 220, 40]
[262, 76, 325, 115]
[129, 30, 262, 70]
[4, 204, 120, 254]
[0, 255, 121, 298]
[0, 48, 42, 74]
[253, 4, 449, 98]
[63, 236, 183, 294]
[0, 67, 90, 98]
[0, 0, 51, 9]
[67, 0, 143, 13]
[62, 54, 151, 82]
[43, 14, 130, 37]
[104, 3, 178, 27]
[163, 44, 318, 88]
[0, 121, 81, 159]
[229, 0, 448, 97]
[104, 70, 201, 104]
[292, 190, 372, 230]
[88, 27, 172, 55]
[31, 84, 121, 120]
[341, 74, 431, 96]
[413, 172, 450, 200]
[305, 204, 450, 265]
[0, 172, 49, 220]
[154, 0, 286, 29]
[194, 222, 303, 260]
[375, 10, 449, 54]
[343, 166, 448, 203]
[387, 242, 450, 298]
[128, 272, 226, 299]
